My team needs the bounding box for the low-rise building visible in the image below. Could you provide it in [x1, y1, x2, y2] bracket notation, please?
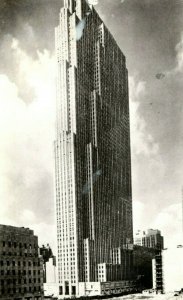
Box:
[133, 245, 156, 290]
[162, 246, 183, 293]
[40, 245, 58, 298]
[0, 224, 44, 300]
[134, 229, 164, 293]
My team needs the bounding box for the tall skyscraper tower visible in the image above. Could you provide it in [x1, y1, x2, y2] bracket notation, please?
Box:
[54, 0, 133, 297]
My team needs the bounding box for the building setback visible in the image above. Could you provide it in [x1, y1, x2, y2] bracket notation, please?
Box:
[55, 0, 133, 297]
[0, 225, 44, 300]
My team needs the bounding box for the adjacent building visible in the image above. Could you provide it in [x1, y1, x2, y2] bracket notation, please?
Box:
[134, 229, 164, 250]
[133, 245, 156, 290]
[134, 229, 164, 293]
[40, 245, 58, 298]
[39, 244, 55, 283]
[55, 0, 133, 297]
[0, 225, 43, 300]
[162, 246, 183, 293]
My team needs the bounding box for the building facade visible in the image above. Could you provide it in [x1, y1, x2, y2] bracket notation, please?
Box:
[40, 245, 58, 298]
[0, 225, 43, 300]
[55, 0, 133, 297]
[134, 229, 164, 250]
[134, 229, 164, 293]
[162, 246, 183, 293]
[133, 245, 156, 290]
[39, 244, 55, 283]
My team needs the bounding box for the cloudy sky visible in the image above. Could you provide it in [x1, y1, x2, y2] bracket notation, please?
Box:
[0, 0, 183, 251]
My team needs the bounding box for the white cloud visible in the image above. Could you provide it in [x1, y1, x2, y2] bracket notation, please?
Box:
[152, 203, 183, 248]
[132, 200, 183, 250]
[133, 200, 146, 234]
[20, 209, 36, 223]
[175, 32, 183, 73]
[76, 19, 86, 41]
[165, 32, 183, 76]
[129, 76, 159, 157]
[0, 38, 56, 246]
[33, 222, 56, 252]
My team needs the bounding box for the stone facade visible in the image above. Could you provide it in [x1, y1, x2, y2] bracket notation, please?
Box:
[0, 225, 43, 300]
[55, 0, 133, 297]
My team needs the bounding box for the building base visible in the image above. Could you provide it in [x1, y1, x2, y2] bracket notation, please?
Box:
[56, 281, 138, 299]
[44, 283, 59, 298]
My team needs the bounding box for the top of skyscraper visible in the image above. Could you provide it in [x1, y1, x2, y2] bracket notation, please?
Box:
[87, 0, 98, 5]
[64, 0, 98, 6]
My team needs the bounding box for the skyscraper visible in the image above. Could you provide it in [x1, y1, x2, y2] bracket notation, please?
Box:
[54, 0, 133, 297]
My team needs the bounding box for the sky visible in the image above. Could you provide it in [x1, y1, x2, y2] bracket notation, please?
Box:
[0, 0, 183, 251]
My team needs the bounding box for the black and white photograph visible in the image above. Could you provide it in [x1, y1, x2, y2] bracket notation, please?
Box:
[0, 0, 183, 299]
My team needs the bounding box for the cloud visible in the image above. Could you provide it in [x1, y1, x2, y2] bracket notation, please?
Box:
[175, 32, 183, 73]
[164, 32, 183, 76]
[129, 76, 159, 157]
[0, 38, 56, 244]
[76, 19, 86, 41]
[152, 203, 183, 248]
[133, 200, 183, 250]
[133, 200, 146, 233]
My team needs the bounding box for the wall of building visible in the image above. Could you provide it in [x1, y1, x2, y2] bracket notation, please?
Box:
[0, 225, 44, 300]
[55, 0, 133, 297]
[44, 282, 59, 298]
[133, 245, 156, 290]
[163, 247, 183, 293]
[46, 258, 57, 284]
